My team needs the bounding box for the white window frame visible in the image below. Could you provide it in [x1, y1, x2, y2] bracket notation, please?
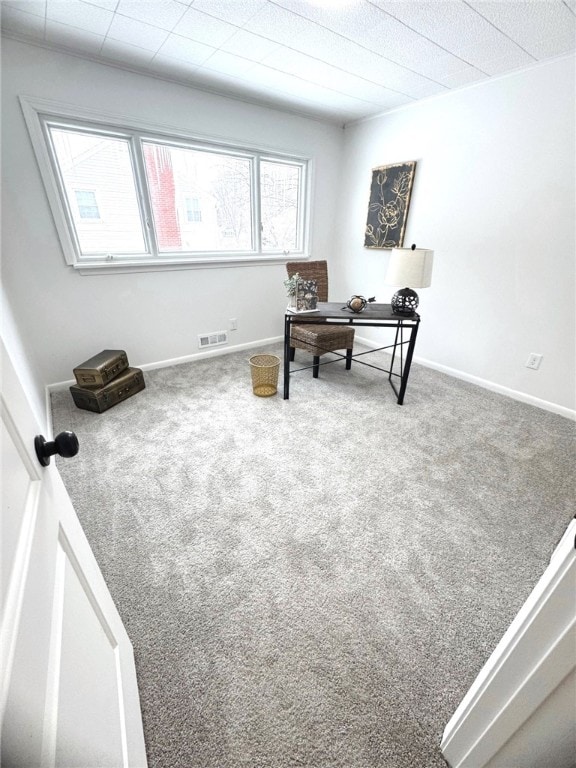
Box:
[20, 96, 312, 274]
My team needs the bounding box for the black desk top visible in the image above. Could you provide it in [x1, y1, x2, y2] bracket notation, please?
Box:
[286, 302, 420, 323]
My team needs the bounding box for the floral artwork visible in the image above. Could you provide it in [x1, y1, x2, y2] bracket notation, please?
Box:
[296, 279, 318, 312]
[364, 161, 416, 249]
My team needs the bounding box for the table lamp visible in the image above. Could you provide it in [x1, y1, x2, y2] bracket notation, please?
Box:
[385, 244, 434, 316]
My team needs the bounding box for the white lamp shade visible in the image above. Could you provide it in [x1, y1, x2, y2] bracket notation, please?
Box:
[385, 248, 434, 288]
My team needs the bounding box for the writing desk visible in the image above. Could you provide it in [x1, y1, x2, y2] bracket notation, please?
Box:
[283, 302, 420, 404]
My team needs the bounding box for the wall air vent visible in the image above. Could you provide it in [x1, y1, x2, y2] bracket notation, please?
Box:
[198, 331, 228, 349]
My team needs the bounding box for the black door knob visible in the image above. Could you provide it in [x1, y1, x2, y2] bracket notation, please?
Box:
[35, 431, 79, 467]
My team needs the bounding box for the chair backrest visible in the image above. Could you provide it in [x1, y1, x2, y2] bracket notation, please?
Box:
[286, 260, 329, 302]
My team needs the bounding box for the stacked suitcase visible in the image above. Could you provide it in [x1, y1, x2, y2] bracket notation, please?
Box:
[70, 349, 145, 413]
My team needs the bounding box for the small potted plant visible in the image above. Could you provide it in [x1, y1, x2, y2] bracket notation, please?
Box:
[284, 272, 300, 310]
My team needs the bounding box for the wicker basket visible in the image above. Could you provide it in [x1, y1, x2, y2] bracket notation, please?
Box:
[249, 354, 281, 397]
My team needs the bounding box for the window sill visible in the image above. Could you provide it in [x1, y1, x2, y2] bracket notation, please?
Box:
[74, 253, 309, 275]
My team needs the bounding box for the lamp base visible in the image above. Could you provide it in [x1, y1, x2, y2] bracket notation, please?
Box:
[391, 287, 419, 316]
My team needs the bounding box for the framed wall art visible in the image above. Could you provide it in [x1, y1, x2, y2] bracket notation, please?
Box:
[364, 161, 417, 249]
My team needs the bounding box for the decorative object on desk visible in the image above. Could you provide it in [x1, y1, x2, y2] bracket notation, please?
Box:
[296, 279, 318, 312]
[345, 295, 376, 313]
[364, 161, 416, 249]
[284, 271, 300, 310]
[385, 243, 434, 316]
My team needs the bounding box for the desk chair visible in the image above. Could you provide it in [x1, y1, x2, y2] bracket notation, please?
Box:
[286, 260, 355, 378]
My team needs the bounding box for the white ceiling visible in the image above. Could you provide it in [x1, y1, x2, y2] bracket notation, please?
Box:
[2, 0, 575, 124]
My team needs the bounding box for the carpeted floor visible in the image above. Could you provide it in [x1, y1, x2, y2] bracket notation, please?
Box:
[51, 344, 575, 768]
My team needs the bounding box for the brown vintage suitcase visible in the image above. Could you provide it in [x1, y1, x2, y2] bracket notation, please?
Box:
[70, 367, 145, 413]
[73, 349, 129, 388]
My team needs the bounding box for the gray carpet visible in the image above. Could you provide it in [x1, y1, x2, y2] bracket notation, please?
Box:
[51, 344, 575, 768]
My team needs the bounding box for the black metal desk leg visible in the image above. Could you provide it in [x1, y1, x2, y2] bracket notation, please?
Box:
[389, 323, 401, 383]
[397, 320, 419, 405]
[283, 315, 291, 399]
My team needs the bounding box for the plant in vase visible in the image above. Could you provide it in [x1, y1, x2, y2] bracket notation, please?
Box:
[284, 272, 300, 310]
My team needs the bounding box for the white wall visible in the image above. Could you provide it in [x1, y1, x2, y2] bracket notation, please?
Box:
[3, 40, 575, 418]
[1, 39, 344, 416]
[334, 55, 576, 414]
[1, 283, 46, 431]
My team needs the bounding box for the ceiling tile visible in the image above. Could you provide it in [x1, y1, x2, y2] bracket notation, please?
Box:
[2, 0, 574, 125]
[272, 0, 404, 49]
[528, 30, 576, 58]
[244, 4, 440, 97]
[190, 0, 267, 27]
[2, 0, 46, 18]
[476, 50, 539, 77]
[246, 61, 346, 100]
[171, 7, 238, 47]
[115, 0, 187, 32]
[272, 0, 446, 68]
[374, 0, 503, 47]
[106, 14, 169, 50]
[455, 40, 534, 72]
[81, 0, 118, 11]
[45, 19, 104, 52]
[356, 89, 413, 110]
[364, 57, 443, 97]
[384, 36, 465, 78]
[402, 79, 448, 99]
[157, 32, 216, 64]
[244, 63, 380, 119]
[0, 5, 45, 38]
[220, 29, 282, 61]
[259, 46, 401, 104]
[100, 37, 157, 64]
[438, 67, 486, 89]
[202, 49, 257, 77]
[147, 53, 198, 78]
[46, 0, 113, 35]
[244, 3, 343, 49]
[469, 0, 576, 50]
[185, 62, 363, 122]
[410, 52, 474, 80]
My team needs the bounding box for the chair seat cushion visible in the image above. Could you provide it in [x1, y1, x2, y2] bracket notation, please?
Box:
[290, 323, 355, 355]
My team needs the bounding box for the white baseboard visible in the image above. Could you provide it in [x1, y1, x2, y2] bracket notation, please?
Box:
[45, 336, 284, 394]
[46, 334, 575, 421]
[354, 335, 576, 421]
[138, 335, 284, 373]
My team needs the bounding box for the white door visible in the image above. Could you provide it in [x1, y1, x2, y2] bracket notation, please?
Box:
[1, 338, 147, 767]
[441, 517, 576, 768]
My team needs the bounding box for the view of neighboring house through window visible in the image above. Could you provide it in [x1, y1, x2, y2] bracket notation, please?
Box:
[49, 127, 147, 256]
[185, 196, 202, 223]
[260, 159, 300, 252]
[74, 190, 100, 219]
[142, 141, 252, 252]
[34, 108, 309, 267]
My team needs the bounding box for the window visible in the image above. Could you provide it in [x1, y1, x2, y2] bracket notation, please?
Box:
[49, 127, 147, 256]
[24, 100, 310, 271]
[260, 160, 301, 252]
[142, 141, 252, 253]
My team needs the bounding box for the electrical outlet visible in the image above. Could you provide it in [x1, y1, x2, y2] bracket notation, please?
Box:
[230, 318, 238, 331]
[526, 353, 543, 370]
